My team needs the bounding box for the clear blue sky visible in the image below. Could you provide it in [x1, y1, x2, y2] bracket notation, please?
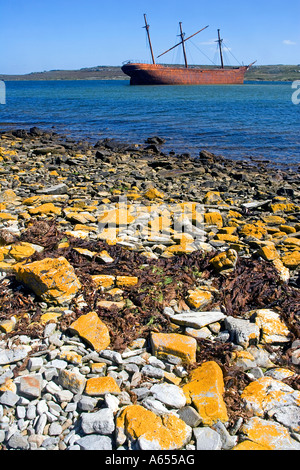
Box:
[1, 0, 299, 74]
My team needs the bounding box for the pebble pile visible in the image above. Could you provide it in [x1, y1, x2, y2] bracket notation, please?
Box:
[0, 128, 299, 451]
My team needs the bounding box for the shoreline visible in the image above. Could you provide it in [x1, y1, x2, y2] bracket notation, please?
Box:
[0, 127, 299, 451]
[1, 78, 296, 82]
[1, 64, 299, 82]
[0, 125, 299, 172]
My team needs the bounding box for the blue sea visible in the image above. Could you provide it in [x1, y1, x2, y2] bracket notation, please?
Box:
[0, 80, 299, 167]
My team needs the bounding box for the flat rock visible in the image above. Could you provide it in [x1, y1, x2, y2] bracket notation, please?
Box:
[57, 368, 86, 395]
[241, 376, 300, 432]
[75, 434, 113, 450]
[36, 183, 68, 195]
[164, 308, 225, 329]
[18, 374, 43, 399]
[85, 376, 121, 396]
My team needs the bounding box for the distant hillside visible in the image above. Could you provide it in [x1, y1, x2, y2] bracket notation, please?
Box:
[246, 65, 300, 82]
[0, 66, 126, 81]
[1, 64, 299, 81]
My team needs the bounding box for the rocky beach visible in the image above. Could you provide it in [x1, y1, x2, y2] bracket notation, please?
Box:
[0, 126, 299, 451]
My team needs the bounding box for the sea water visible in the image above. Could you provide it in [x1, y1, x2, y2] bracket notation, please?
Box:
[0, 80, 299, 166]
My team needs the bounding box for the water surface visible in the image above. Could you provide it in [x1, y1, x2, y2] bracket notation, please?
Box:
[0, 80, 299, 166]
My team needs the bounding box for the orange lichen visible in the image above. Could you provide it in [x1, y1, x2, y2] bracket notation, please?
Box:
[29, 203, 62, 216]
[257, 245, 279, 261]
[281, 251, 300, 269]
[9, 242, 37, 261]
[116, 405, 191, 450]
[15, 256, 81, 304]
[239, 223, 267, 239]
[232, 440, 271, 450]
[182, 361, 228, 426]
[116, 276, 138, 287]
[151, 332, 197, 364]
[144, 187, 165, 200]
[85, 376, 121, 396]
[69, 311, 110, 352]
[91, 274, 115, 289]
[241, 417, 297, 450]
[186, 289, 213, 310]
[204, 212, 223, 228]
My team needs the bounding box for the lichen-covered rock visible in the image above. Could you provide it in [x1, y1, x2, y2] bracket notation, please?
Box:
[239, 223, 267, 239]
[257, 244, 279, 261]
[241, 417, 300, 450]
[9, 242, 37, 261]
[204, 212, 223, 228]
[68, 311, 110, 352]
[85, 376, 121, 396]
[209, 249, 238, 273]
[144, 187, 165, 200]
[28, 203, 62, 216]
[271, 258, 290, 283]
[57, 368, 86, 395]
[281, 250, 300, 269]
[241, 376, 300, 432]
[91, 274, 115, 289]
[253, 309, 290, 344]
[150, 332, 197, 364]
[182, 361, 228, 426]
[115, 404, 192, 450]
[116, 276, 138, 287]
[186, 289, 213, 310]
[15, 256, 81, 304]
[232, 440, 271, 450]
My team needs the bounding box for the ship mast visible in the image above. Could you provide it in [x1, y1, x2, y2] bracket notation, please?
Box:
[217, 29, 224, 69]
[143, 14, 156, 65]
[179, 22, 188, 68]
[157, 24, 209, 64]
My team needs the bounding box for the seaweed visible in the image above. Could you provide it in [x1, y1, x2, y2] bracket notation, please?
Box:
[1, 220, 299, 366]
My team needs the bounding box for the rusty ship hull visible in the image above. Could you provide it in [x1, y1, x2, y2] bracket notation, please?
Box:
[121, 63, 249, 86]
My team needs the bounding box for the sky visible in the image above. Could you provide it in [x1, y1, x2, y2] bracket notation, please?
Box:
[1, 0, 299, 74]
